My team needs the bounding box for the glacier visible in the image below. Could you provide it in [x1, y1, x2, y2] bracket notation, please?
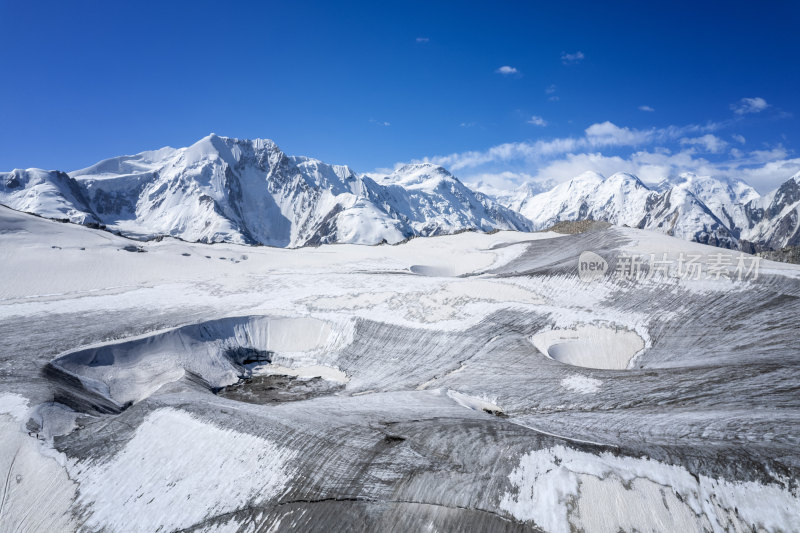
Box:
[1, 203, 799, 532]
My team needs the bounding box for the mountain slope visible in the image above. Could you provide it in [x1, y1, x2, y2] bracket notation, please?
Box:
[509, 171, 738, 248]
[740, 172, 800, 249]
[5, 135, 798, 254]
[0, 135, 531, 247]
[656, 173, 759, 235]
[374, 163, 533, 237]
[0, 169, 97, 223]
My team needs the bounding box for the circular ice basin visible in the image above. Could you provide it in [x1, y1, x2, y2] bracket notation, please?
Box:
[531, 325, 645, 370]
[47, 315, 342, 411]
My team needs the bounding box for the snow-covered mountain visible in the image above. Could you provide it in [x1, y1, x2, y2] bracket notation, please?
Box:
[469, 179, 557, 213]
[3, 135, 798, 253]
[484, 170, 800, 251]
[0, 135, 531, 247]
[505, 171, 739, 247]
[0, 168, 98, 224]
[740, 172, 800, 249]
[655, 173, 759, 234]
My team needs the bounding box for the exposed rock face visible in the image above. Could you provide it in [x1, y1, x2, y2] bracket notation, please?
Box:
[757, 245, 800, 265]
[741, 175, 800, 250]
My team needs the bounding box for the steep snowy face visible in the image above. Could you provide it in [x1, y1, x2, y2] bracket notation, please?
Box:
[516, 172, 652, 228]
[1, 136, 530, 247]
[640, 186, 738, 247]
[659, 173, 759, 233]
[502, 171, 737, 247]
[373, 163, 534, 236]
[69, 135, 299, 245]
[0, 169, 97, 223]
[486, 169, 800, 250]
[514, 171, 606, 226]
[471, 179, 558, 214]
[741, 172, 800, 249]
[586, 173, 654, 225]
[68, 134, 401, 246]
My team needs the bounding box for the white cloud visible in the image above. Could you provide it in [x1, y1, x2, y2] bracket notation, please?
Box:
[561, 51, 585, 64]
[545, 84, 557, 94]
[512, 149, 800, 193]
[584, 121, 653, 146]
[679, 134, 728, 154]
[466, 171, 540, 191]
[370, 119, 390, 127]
[528, 115, 547, 127]
[415, 37, 429, 43]
[735, 158, 800, 191]
[399, 119, 794, 193]
[459, 121, 476, 128]
[420, 121, 720, 171]
[496, 65, 519, 75]
[638, 105, 655, 112]
[731, 97, 769, 115]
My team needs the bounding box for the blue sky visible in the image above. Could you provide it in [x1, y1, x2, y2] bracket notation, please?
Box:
[1, 0, 798, 192]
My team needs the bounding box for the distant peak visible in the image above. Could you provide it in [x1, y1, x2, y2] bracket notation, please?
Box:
[606, 172, 640, 181]
[195, 133, 278, 150]
[566, 171, 604, 188]
[394, 162, 451, 175]
[604, 172, 647, 188]
[574, 170, 605, 181]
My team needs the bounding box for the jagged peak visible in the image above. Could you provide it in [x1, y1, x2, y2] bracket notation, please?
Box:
[605, 172, 647, 187]
[5, 168, 63, 177]
[393, 162, 453, 176]
[557, 171, 603, 193]
[384, 162, 459, 189]
[290, 155, 356, 176]
[575, 170, 606, 181]
[562, 171, 604, 187]
[186, 134, 281, 163]
[514, 180, 555, 196]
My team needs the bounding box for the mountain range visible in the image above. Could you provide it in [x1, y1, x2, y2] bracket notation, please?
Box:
[0, 135, 531, 247]
[2, 134, 799, 253]
[478, 170, 800, 252]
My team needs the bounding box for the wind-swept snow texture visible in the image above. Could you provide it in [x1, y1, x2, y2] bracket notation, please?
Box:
[1, 205, 799, 531]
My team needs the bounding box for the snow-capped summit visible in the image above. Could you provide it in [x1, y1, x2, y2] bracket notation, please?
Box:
[469, 179, 557, 214]
[381, 163, 456, 189]
[740, 171, 800, 249]
[568, 170, 606, 188]
[5, 135, 800, 253]
[480, 168, 800, 251]
[654, 173, 759, 232]
[0, 168, 96, 223]
[0, 135, 531, 247]
[367, 163, 533, 238]
[493, 171, 738, 248]
[659, 172, 759, 205]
